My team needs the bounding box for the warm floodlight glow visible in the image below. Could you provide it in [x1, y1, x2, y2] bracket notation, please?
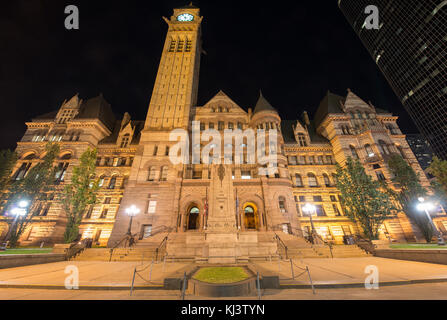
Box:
[18, 200, 29, 208]
[302, 203, 316, 215]
[125, 205, 140, 217]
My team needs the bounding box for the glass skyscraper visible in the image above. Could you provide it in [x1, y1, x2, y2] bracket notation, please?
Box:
[338, 0, 447, 159]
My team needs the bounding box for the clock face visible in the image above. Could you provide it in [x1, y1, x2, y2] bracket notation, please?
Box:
[177, 13, 194, 22]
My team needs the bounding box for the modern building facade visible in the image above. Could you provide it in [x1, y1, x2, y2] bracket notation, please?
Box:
[338, 0, 447, 160]
[1, 5, 445, 259]
[406, 134, 434, 170]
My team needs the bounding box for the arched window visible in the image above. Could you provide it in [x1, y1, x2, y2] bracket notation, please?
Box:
[23, 153, 37, 160]
[278, 196, 287, 212]
[98, 175, 105, 187]
[364, 144, 374, 157]
[378, 140, 390, 155]
[13, 162, 32, 180]
[108, 176, 117, 189]
[323, 173, 331, 187]
[350, 145, 359, 159]
[120, 134, 130, 148]
[307, 173, 318, 187]
[160, 166, 168, 181]
[295, 174, 303, 187]
[148, 167, 157, 181]
[60, 153, 72, 160]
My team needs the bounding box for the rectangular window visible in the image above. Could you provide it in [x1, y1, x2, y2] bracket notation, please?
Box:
[330, 195, 337, 202]
[147, 201, 157, 214]
[289, 156, 297, 165]
[104, 197, 111, 204]
[241, 171, 251, 179]
[313, 196, 323, 202]
[153, 146, 158, 156]
[315, 205, 326, 216]
[218, 121, 224, 130]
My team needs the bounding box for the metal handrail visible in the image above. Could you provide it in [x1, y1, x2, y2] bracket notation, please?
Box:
[109, 233, 138, 262]
[65, 241, 87, 260]
[274, 234, 288, 259]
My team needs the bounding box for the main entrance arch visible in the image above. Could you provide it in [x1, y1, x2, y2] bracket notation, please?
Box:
[243, 202, 259, 230]
[186, 206, 200, 230]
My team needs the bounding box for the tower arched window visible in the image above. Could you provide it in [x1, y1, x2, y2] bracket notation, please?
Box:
[98, 175, 105, 187]
[278, 196, 287, 213]
[160, 166, 168, 181]
[148, 167, 157, 181]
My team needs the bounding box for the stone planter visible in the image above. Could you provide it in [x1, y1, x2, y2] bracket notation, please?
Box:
[52, 244, 71, 254]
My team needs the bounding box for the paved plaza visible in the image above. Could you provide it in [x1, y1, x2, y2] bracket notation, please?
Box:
[1, 257, 447, 299]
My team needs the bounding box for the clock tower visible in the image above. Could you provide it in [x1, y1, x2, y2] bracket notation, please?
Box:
[108, 4, 203, 246]
[144, 3, 202, 130]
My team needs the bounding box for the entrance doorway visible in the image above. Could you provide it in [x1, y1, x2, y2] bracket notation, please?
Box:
[187, 206, 200, 230]
[243, 203, 259, 230]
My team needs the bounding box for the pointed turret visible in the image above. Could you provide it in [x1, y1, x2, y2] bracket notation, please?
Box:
[253, 90, 277, 114]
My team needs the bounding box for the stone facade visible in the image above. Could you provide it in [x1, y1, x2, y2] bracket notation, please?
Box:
[1, 4, 446, 253]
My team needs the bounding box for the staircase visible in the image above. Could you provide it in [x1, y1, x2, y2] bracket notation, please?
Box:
[74, 232, 170, 262]
[274, 232, 371, 259]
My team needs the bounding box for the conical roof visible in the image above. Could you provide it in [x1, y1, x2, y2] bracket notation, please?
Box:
[254, 91, 277, 114]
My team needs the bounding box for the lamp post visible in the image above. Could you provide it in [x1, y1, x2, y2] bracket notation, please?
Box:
[417, 197, 445, 245]
[302, 203, 317, 242]
[1, 200, 29, 250]
[126, 205, 140, 236]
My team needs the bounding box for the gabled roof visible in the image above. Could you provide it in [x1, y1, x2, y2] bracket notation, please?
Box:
[254, 91, 277, 114]
[281, 119, 330, 145]
[314, 91, 346, 126]
[74, 94, 116, 131]
[98, 120, 144, 145]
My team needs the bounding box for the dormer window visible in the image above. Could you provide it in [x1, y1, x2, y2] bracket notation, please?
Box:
[120, 134, 130, 148]
[297, 133, 307, 147]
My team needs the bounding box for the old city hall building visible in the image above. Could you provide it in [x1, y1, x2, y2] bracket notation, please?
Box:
[1, 5, 444, 261]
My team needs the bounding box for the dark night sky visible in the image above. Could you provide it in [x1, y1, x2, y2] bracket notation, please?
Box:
[0, 0, 419, 150]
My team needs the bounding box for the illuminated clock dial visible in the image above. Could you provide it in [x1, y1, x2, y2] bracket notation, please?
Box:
[177, 13, 194, 22]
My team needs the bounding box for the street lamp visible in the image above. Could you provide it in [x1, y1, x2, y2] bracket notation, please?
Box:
[417, 197, 445, 245]
[1, 200, 30, 250]
[302, 203, 317, 242]
[125, 205, 140, 236]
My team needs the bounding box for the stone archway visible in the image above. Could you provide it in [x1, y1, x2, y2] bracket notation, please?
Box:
[243, 202, 259, 231]
[186, 206, 200, 231]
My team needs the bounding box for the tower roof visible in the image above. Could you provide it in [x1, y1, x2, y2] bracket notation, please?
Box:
[254, 91, 277, 114]
[314, 90, 346, 126]
[177, 2, 198, 9]
[74, 94, 116, 131]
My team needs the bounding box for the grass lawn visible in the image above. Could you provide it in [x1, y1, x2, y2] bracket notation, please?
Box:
[389, 243, 447, 250]
[0, 248, 53, 255]
[193, 267, 249, 284]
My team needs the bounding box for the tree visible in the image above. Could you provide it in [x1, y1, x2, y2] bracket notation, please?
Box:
[0, 150, 18, 193]
[387, 154, 432, 242]
[5, 143, 59, 247]
[335, 157, 395, 240]
[428, 156, 447, 200]
[61, 148, 99, 244]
